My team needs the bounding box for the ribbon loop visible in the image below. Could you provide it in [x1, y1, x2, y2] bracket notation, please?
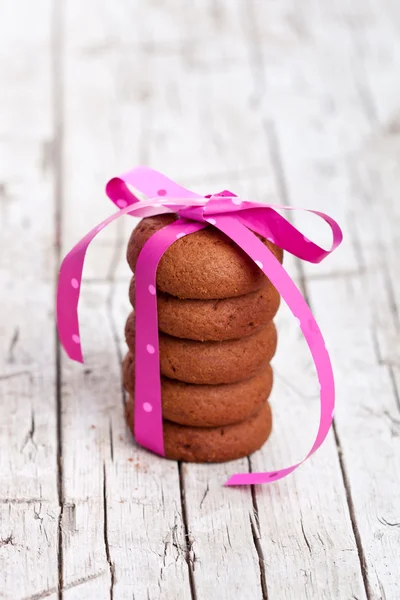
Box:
[234, 206, 341, 263]
[106, 166, 202, 210]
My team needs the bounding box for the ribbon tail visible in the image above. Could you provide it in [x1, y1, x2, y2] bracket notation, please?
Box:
[56, 201, 178, 363]
[211, 216, 335, 486]
[133, 219, 207, 456]
[235, 206, 343, 264]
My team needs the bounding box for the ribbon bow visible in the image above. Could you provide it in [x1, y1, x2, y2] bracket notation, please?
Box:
[57, 166, 342, 486]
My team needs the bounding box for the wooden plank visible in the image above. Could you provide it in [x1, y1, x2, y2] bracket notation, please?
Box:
[179, 461, 264, 600]
[58, 283, 121, 594]
[0, 1, 60, 598]
[250, 1, 400, 597]
[251, 299, 367, 599]
[61, 2, 192, 597]
[60, 285, 193, 600]
[345, 6, 400, 591]
[342, 0, 400, 368]
[308, 276, 400, 600]
[60, 0, 139, 590]
[0, 0, 57, 499]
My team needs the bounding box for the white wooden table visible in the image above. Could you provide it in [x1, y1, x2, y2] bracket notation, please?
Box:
[1, 1, 400, 598]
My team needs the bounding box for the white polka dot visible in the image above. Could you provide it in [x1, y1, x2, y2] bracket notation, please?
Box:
[146, 344, 155, 354]
[206, 218, 216, 225]
[148, 284, 156, 295]
[266, 236, 274, 243]
[117, 199, 128, 208]
[152, 203, 161, 208]
[232, 197, 242, 205]
[176, 232, 186, 239]
[255, 260, 263, 269]
[71, 278, 79, 289]
[143, 402, 153, 413]
[96, 223, 106, 232]
[295, 317, 302, 326]
[304, 236, 312, 243]
[331, 409, 335, 419]
[72, 334, 80, 344]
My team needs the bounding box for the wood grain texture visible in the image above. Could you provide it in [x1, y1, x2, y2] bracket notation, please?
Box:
[1, 0, 400, 598]
[250, 300, 367, 600]
[0, 1, 60, 598]
[59, 285, 192, 599]
[251, 2, 400, 597]
[60, 2, 192, 597]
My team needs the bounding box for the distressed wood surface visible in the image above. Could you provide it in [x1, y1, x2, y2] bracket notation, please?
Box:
[1, 0, 400, 599]
[0, 1, 61, 599]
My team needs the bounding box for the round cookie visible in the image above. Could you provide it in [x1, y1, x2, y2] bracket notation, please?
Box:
[125, 314, 277, 384]
[123, 352, 274, 427]
[127, 214, 283, 299]
[129, 276, 280, 341]
[126, 395, 272, 463]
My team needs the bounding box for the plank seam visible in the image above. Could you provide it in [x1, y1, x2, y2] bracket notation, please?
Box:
[52, 0, 64, 595]
[101, 222, 129, 597]
[331, 422, 372, 600]
[178, 464, 198, 600]
[299, 265, 372, 600]
[103, 464, 115, 599]
[248, 459, 269, 600]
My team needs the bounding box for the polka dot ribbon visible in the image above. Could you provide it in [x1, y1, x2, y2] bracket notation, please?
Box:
[57, 166, 343, 486]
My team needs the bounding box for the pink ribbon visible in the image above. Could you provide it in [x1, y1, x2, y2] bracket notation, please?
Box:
[57, 166, 343, 486]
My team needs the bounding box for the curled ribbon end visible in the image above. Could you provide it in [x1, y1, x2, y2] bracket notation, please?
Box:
[105, 177, 141, 208]
[224, 476, 243, 487]
[224, 465, 298, 486]
[224, 473, 278, 487]
[224, 474, 255, 487]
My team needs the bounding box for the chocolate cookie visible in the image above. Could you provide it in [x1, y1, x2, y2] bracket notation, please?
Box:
[125, 314, 277, 384]
[123, 352, 273, 427]
[125, 395, 272, 462]
[127, 214, 283, 299]
[129, 276, 280, 341]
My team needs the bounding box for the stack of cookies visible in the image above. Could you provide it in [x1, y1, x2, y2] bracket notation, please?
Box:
[123, 214, 283, 463]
